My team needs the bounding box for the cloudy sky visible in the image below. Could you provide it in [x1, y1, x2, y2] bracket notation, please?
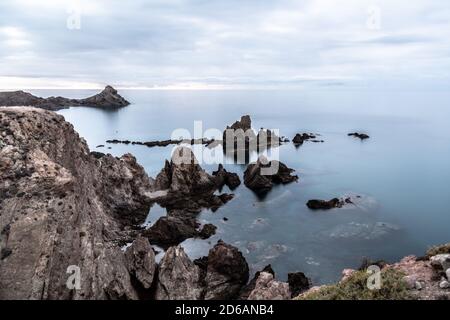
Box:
[0, 0, 449, 89]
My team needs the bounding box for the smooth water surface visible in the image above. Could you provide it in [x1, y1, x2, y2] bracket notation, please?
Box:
[36, 88, 450, 284]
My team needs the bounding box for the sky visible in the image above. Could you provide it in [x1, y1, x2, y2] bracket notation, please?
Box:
[0, 0, 450, 90]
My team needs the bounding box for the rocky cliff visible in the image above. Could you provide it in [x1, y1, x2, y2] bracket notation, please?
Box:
[0, 107, 151, 299]
[0, 86, 130, 111]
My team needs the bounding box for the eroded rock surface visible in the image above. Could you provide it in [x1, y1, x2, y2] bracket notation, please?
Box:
[247, 272, 291, 300]
[0, 107, 152, 300]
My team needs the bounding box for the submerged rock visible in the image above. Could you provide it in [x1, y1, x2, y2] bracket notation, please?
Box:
[244, 156, 298, 192]
[348, 132, 370, 140]
[306, 198, 344, 210]
[292, 133, 317, 145]
[0, 86, 129, 111]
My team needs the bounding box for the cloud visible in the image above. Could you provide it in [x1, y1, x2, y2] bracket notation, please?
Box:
[0, 0, 449, 89]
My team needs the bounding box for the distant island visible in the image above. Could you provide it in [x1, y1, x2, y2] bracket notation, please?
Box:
[0, 85, 129, 111]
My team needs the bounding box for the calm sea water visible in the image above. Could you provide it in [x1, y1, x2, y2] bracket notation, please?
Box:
[31, 89, 450, 284]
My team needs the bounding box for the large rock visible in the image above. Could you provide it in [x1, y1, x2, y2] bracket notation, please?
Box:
[288, 272, 311, 297]
[154, 147, 216, 194]
[244, 157, 298, 192]
[292, 133, 316, 145]
[204, 240, 249, 300]
[0, 107, 152, 300]
[155, 246, 204, 300]
[125, 236, 156, 290]
[306, 198, 344, 210]
[143, 214, 199, 249]
[0, 86, 129, 111]
[247, 272, 290, 300]
[212, 164, 241, 190]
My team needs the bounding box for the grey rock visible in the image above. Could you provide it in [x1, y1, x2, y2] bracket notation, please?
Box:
[446, 268, 450, 281]
[247, 272, 290, 300]
[0, 107, 153, 300]
[430, 254, 450, 272]
[204, 240, 249, 300]
[155, 246, 203, 300]
[125, 236, 156, 289]
[439, 280, 450, 289]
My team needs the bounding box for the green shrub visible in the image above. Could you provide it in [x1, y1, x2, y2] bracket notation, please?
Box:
[296, 268, 413, 300]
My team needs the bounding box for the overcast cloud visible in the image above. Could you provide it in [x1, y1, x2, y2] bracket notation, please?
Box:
[0, 0, 449, 89]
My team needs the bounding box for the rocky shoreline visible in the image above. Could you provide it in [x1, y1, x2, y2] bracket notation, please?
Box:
[0, 107, 448, 300]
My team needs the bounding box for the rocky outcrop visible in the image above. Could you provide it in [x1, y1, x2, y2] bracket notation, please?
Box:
[306, 196, 356, 210]
[204, 240, 250, 300]
[244, 157, 298, 192]
[155, 246, 204, 300]
[288, 272, 311, 297]
[106, 138, 215, 148]
[292, 133, 317, 145]
[0, 107, 152, 300]
[212, 164, 241, 190]
[154, 147, 216, 194]
[125, 235, 156, 290]
[0, 86, 129, 111]
[247, 272, 291, 300]
[306, 198, 344, 210]
[348, 132, 370, 140]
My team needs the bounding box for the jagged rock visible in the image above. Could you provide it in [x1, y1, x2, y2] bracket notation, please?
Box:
[430, 254, 450, 272]
[306, 198, 344, 210]
[292, 133, 316, 145]
[348, 132, 370, 140]
[125, 235, 156, 289]
[0, 86, 129, 111]
[155, 246, 203, 300]
[204, 240, 249, 300]
[288, 272, 311, 297]
[212, 164, 241, 190]
[0, 107, 152, 300]
[244, 157, 298, 192]
[199, 224, 217, 239]
[239, 265, 275, 300]
[143, 215, 199, 249]
[154, 147, 216, 194]
[247, 272, 291, 300]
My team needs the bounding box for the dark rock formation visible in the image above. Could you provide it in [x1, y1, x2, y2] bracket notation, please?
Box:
[106, 138, 215, 148]
[288, 272, 311, 297]
[0, 107, 152, 300]
[212, 164, 241, 190]
[222, 116, 280, 158]
[348, 132, 370, 140]
[204, 240, 249, 300]
[293, 133, 316, 145]
[244, 157, 298, 192]
[306, 198, 344, 210]
[125, 235, 156, 290]
[143, 214, 199, 249]
[199, 224, 217, 239]
[306, 196, 357, 210]
[154, 246, 204, 300]
[154, 147, 217, 194]
[0, 86, 129, 111]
